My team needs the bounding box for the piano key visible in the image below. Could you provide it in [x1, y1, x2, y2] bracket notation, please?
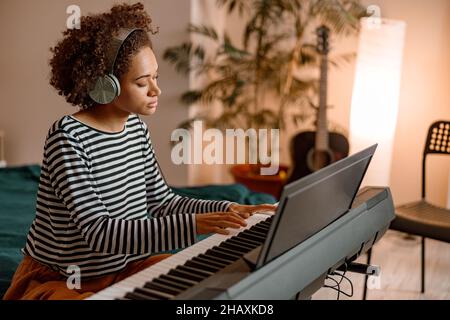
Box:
[151, 277, 190, 291]
[168, 268, 204, 282]
[144, 281, 182, 295]
[124, 291, 158, 300]
[226, 237, 258, 250]
[134, 286, 174, 300]
[233, 233, 262, 246]
[177, 265, 213, 277]
[241, 231, 266, 243]
[197, 252, 234, 266]
[238, 231, 265, 243]
[88, 214, 270, 300]
[205, 248, 238, 262]
[185, 259, 222, 273]
[245, 228, 267, 238]
[212, 245, 244, 259]
[220, 241, 251, 254]
[252, 225, 270, 234]
[91, 252, 212, 299]
[159, 274, 198, 287]
[191, 255, 228, 269]
[260, 221, 272, 228]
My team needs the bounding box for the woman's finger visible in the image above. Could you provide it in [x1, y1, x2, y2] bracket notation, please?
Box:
[215, 220, 242, 229]
[209, 212, 247, 225]
[222, 213, 247, 226]
[250, 204, 277, 213]
[212, 227, 230, 235]
[228, 210, 247, 220]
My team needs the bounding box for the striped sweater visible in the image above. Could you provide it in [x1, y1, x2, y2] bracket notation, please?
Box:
[23, 114, 232, 278]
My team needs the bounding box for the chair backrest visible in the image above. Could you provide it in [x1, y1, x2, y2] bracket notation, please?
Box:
[422, 121, 450, 199]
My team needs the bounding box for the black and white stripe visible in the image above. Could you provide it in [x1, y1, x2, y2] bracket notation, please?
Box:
[23, 115, 231, 278]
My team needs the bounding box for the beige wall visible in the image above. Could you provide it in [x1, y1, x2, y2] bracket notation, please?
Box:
[328, 0, 450, 206]
[0, 0, 190, 186]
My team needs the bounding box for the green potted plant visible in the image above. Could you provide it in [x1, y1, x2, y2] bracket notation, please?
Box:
[164, 0, 366, 198]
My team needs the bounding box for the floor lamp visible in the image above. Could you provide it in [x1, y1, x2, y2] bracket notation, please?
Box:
[349, 17, 407, 300]
[349, 17, 406, 187]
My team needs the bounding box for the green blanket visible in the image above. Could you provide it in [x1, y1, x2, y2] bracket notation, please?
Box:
[0, 165, 275, 298]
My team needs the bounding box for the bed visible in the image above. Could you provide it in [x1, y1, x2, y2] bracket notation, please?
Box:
[0, 165, 275, 298]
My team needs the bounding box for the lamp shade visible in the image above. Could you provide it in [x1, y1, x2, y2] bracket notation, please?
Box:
[349, 17, 406, 186]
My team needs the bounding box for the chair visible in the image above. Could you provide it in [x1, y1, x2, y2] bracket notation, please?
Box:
[364, 120, 450, 298]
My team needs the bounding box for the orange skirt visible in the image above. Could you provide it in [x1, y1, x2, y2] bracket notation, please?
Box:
[3, 254, 171, 300]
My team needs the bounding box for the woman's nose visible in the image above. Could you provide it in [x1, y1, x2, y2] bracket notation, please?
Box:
[148, 80, 161, 97]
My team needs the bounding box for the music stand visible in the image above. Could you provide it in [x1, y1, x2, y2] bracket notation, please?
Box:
[255, 144, 377, 268]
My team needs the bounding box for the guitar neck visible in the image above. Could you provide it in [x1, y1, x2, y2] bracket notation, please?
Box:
[316, 53, 329, 151]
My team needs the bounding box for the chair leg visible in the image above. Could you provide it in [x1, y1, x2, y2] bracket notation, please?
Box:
[363, 248, 372, 300]
[421, 237, 425, 293]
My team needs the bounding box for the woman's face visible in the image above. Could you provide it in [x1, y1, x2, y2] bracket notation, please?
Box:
[113, 46, 161, 115]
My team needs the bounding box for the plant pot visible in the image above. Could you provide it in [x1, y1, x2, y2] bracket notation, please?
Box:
[230, 164, 289, 200]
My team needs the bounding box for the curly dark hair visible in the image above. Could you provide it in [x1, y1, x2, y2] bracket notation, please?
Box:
[49, 2, 158, 109]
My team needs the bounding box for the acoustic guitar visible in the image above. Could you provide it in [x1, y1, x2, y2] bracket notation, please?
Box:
[287, 25, 349, 183]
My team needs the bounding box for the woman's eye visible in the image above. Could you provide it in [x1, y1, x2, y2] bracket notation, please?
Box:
[137, 83, 146, 87]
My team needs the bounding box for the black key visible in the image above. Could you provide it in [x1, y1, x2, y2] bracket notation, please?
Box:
[144, 281, 181, 295]
[193, 255, 229, 268]
[260, 221, 272, 228]
[198, 253, 232, 266]
[251, 225, 270, 234]
[177, 265, 213, 277]
[135, 287, 173, 300]
[185, 259, 221, 273]
[152, 277, 190, 291]
[239, 231, 264, 243]
[205, 248, 238, 261]
[169, 268, 204, 282]
[213, 245, 243, 258]
[159, 274, 198, 287]
[124, 291, 158, 300]
[244, 230, 266, 242]
[220, 241, 251, 254]
[246, 226, 267, 235]
[234, 233, 262, 246]
[246, 228, 267, 238]
[227, 238, 257, 250]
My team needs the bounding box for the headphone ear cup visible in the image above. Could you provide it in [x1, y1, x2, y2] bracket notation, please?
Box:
[88, 74, 120, 104]
[108, 74, 121, 97]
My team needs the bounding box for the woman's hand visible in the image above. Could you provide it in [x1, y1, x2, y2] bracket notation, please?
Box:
[228, 203, 278, 219]
[196, 212, 247, 235]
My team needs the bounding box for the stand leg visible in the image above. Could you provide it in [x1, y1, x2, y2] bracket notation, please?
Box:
[421, 237, 425, 293]
[363, 248, 372, 300]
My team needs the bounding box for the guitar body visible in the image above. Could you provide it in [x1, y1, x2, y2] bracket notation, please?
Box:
[287, 131, 349, 184]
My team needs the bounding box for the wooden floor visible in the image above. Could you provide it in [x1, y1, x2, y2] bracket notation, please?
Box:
[312, 230, 450, 300]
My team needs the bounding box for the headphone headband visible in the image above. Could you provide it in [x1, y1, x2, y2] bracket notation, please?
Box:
[105, 28, 143, 75]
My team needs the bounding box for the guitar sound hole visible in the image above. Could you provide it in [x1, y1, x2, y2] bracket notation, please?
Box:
[306, 149, 334, 172]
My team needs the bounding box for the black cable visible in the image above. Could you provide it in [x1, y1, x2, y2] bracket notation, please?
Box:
[329, 263, 347, 288]
[324, 264, 354, 300]
[335, 273, 354, 298]
[324, 274, 342, 300]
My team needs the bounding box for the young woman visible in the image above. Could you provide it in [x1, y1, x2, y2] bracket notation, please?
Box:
[3, 3, 276, 300]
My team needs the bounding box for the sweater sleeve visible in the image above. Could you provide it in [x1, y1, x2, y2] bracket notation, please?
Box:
[140, 120, 234, 218]
[45, 129, 197, 255]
